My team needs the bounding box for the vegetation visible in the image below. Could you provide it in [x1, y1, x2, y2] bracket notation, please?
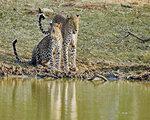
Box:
[0, 0, 150, 80]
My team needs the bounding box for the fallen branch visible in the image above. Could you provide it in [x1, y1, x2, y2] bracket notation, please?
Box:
[121, 4, 132, 8]
[127, 31, 150, 43]
[87, 73, 108, 81]
[127, 72, 150, 81]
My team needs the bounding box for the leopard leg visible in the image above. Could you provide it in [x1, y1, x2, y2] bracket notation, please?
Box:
[55, 41, 62, 71]
[62, 42, 69, 73]
[70, 34, 77, 71]
[48, 42, 55, 70]
[35, 53, 41, 65]
[30, 47, 38, 66]
[70, 45, 77, 71]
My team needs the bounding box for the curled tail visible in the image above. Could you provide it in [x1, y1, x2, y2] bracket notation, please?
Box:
[12, 39, 21, 63]
[12, 39, 37, 66]
[38, 8, 50, 34]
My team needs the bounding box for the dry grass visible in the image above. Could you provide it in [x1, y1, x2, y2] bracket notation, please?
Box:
[79, 0, 150, 4]
[61, 2, 108, 11]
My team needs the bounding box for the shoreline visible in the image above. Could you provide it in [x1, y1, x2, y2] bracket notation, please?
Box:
[0, 61, 149, 81]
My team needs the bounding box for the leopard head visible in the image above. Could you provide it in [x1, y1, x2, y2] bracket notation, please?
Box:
[51, 23, 62, 40]
[67, 14, 80, 34]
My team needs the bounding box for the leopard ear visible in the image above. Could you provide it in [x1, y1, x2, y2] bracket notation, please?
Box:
[38, 8, 42, 13]
[58, 23, 62, 29]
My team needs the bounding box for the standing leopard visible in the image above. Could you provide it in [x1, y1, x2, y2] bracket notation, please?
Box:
[38, 8, 80, 73]
[13, 23, 63, 70]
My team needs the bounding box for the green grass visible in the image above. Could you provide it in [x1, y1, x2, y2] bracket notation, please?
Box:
[0, 0, 150, 66]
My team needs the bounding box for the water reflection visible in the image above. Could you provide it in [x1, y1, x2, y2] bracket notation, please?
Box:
[28, 80, 78, 120]
[0, 78, 150, 120]
[71, 82, 77, 120]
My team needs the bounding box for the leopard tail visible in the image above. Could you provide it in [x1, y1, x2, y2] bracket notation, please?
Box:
[38, 8, 49, 34]
[12, 39, 37, 65]
[12, 39, 21, 63]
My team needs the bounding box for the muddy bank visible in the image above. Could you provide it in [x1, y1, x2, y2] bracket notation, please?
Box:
[0, 61, 149, 81]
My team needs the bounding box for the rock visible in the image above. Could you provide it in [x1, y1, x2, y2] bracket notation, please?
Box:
[105, 72, 119, 81]
[42, 8, 54, 13]
[41, 8, 54, 17]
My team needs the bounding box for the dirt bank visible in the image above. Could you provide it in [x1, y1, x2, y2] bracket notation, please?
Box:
[0, 60, 149, 81]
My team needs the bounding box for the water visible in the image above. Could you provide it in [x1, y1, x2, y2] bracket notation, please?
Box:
[0, 78, 150, 120]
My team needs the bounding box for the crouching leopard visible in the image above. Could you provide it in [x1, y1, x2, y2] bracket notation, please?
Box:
[13, 23, 63, 70]
[38, 8, 80, 73]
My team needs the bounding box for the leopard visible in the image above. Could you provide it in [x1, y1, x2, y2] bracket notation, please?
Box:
[13, 23, 63, 70]
[38, 8, 80, 73]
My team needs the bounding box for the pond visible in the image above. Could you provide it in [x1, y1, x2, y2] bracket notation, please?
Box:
[0, 78, 150, 120]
